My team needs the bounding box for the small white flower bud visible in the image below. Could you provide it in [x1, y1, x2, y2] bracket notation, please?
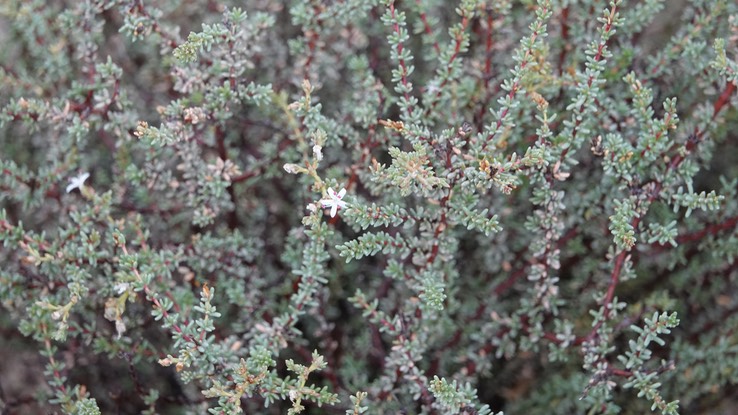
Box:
[283, 163, 301, 174]
[312, 144, 323, 161]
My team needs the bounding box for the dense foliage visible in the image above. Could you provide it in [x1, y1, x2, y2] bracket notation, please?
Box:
[1, 0, 737, 414]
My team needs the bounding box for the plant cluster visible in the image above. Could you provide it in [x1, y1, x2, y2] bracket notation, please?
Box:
[1, 0, 738, 414]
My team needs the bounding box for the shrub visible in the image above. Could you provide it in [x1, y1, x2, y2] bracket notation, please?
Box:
[1, 0, 737, 414]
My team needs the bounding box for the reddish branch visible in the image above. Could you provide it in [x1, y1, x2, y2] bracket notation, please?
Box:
[480, 2, 551, 152]
[578, 81, 736, 345]
[677, 214, 738, 245]
[713, 81, 736, 117]
[474, 9, 499, 132]
[559, 3, 619, 160]
[414, 0, 441, 56]
[387, 1, 415, 119]
[557, 6, 571, 75]
[421, 7, 472, 119]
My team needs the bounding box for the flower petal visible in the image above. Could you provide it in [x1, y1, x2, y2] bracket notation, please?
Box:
[66, 172, 90, 193]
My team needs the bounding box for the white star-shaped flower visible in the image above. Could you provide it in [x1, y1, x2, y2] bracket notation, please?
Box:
[320, 187, 347, 217]
[66, 172, 90, 193]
